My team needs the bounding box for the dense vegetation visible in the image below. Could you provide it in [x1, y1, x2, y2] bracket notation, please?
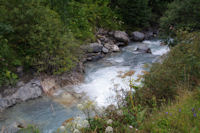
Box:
[160, 0, 200, 45]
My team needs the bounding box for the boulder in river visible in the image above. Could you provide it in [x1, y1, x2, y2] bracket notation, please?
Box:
[112, 45, 120, 52]
[131, 31, 145, 41]
[88, 43, 103, 53]
[144, 31, 154, 40]
[104, 43, 113, 50]
[116, 42, 126, 46]
[136, 45, 152, 53]
[0, 79, 43, 111]
[102, 47, 109, 54]
[114, 31, 130, 43]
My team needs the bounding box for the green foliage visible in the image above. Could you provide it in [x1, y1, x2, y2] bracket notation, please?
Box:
[142, 90, 200, 133]
[111, 0, 151, 30]
[0, 36, 19, 87]
[160, 0, 200, 36]
[136, 32, 200, 107]
[46, 0, 121, 41]
[148, 0, 174, 26]
[0, 0, 80, 76]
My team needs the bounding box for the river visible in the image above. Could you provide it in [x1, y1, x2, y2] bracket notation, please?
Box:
[0, 40, 169, 133]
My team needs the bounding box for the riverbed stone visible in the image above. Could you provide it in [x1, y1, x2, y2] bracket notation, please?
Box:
[104, 43, 113, 50]
[114, 31, 130, 43]
[136, 45, 152, 53]
[116, 42, 126, 46]
[131, 31, 145, 41]
[144, 31, 154, 40]
[112, 45, 120, 52]
[0, 79, 43, 111]
[102, 47, 109, 54]
[41, 78, 56, 94]
[88, 43, 103, 53]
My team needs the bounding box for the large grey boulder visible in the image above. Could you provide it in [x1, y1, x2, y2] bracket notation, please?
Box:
[88, 43, 103, 53]
[0, 79, 43, 111]
[131, 31, 145, 41]
[112, 45, 120, 52]
[104, 43, 113, 50]
[135, 45, 151, 53]
[86, 52, 104, 61]
[144, 31, 154, 40]
[114, 31, 130, 43]
[102, 47, 109, 54]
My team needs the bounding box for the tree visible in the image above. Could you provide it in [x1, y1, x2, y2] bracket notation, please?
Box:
[0, 0, 79, 74]
[160, 0, 200, 36]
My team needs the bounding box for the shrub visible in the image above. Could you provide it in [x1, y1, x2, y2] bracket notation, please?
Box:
[136, 32, 200, 107]
[1, 0, 80, 75]
[46, 0, 121, 41]
[160, 0, 200, 37]
[0, 36, 19, 87]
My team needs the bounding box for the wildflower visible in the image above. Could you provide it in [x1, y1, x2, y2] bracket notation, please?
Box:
[77, 104, 84, 110]
[105, 126, 113, 133]
[192, 108, 195, 112]
[179, 109, 181, 112]
[76, 123, 82, 129]
[82, 120, 89, 128]
[129, 125, 133, 129]
[107, 119, 113, 125]
[73, 129, 80, 133]
[193, 113, 197, 117]
[136, 128, 138, 131]
[59, 126, 65, 132]
[165, 112, 168, 114]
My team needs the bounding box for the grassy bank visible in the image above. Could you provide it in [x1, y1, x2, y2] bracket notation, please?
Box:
[141, 89, 200, 133]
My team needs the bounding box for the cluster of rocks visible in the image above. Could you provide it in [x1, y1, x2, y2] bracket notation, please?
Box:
[0, 71, 84, 111]
[83, 29, 156, 61]
[0, 79, 43, 112]
[82, 30, 129, 62]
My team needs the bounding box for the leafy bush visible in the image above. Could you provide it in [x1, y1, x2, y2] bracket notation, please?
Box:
[160, 0, 200, 36]
[0, 37, 19, 87]
[1, 0, 80, 75]
[47, 0, 121, 41]
[135, 32, 200, 107]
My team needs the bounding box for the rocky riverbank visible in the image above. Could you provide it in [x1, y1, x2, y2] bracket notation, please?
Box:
[0, 29, 157, 112]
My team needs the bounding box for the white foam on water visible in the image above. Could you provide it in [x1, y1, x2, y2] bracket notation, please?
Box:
[106, 57, 124, 63]
[75, 66, 130, 106]
[143, 40, 170, 56]
[152, 46, 170, 56]
[74, 63, 146, 107]
[143, 40, 161, 45]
